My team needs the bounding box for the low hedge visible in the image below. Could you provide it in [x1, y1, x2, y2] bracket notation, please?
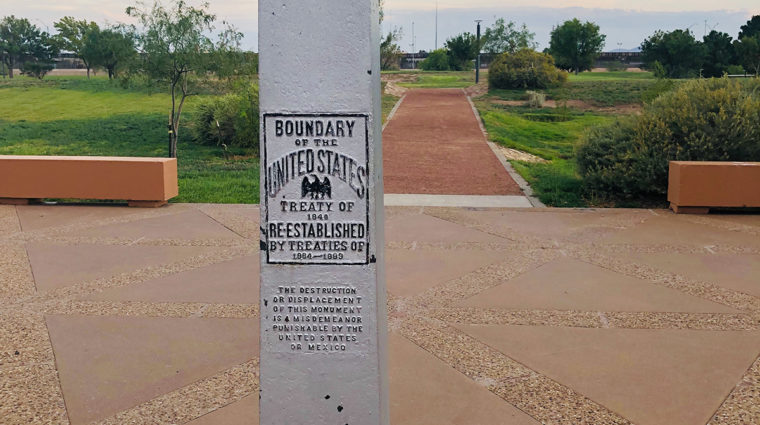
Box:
[577, 77, 760, 202]
[488, 49, 567, 90]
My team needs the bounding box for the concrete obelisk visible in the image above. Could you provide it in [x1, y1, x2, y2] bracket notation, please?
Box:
[258, 1, 388, 424]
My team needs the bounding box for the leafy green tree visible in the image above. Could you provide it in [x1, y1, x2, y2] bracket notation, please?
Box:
[734, 36, 760, 76]
[419, 49, 450, 71]
[482, 18, 536, 54]
[54, 17, 100, 78]
[126, 0, 243, 158]
[548, 19, 605, 74]
[641, 29, 706, 78]
[380, 27, 403, 70]
[82, 27, 136, 80]
[739, 15, 760, 39]
[445, 32, 478, 71]
[0, 16, 58, 79]
[702, 31, 736, 77]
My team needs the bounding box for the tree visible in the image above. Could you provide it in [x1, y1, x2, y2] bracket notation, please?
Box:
[702, 31, 735, 77]
[380, 26, 403, 70]
[482, 18, 537, 54]
[419, 49, 449, 71]
[82, 27, 136, 79]
[739, 15, 760, 40]
[127, 0, 243, 158]
[0, 16, 58, 79]
[548, 19, 605, 74]
[734, 36, 760, 76]
[641, 29, 706, 78]
[54, 17, 100, 78]
[445, 32, 478, 71]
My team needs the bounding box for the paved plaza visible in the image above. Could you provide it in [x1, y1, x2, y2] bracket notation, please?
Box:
[1, 203, 760, 424]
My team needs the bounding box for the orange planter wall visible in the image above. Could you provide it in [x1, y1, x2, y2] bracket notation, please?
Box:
[0, 156, 178, 202]
[668, 161, 760, 213]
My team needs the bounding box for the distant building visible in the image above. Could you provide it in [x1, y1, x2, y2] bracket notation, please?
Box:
[595, 51, 644, 69]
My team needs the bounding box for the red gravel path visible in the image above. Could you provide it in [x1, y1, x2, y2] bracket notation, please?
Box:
[382, 89, 522, 195]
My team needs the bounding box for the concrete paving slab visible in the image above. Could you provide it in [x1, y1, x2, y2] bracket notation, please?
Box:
[27, 243, 213, 292]
[431, 208, 652, 241]
[603, 214, 760, 248]
[186, 395, 259, 425]
[457, 324, 760, 425]
[84, 255, 259, 304]
[389, 333, 539, 425]
[46, 315, 258, 425]
[386, 248, 507, 297]
[79, 209, 241, 241]
[458, 258, 739, 313]
[385, 212, 505, 244]
[385, 194, 532, 208]
[628, 252, 760, 298]
[15, 204, 145, 231]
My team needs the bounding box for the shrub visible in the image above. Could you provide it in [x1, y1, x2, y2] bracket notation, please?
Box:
[488, 49, 567, 90]
[577, 78, 760, 202]
[20, 62, 54, 79]
[524, 90, 546, 108]
[726, 64, 746, 75]
[419, 49, 450, 71]
[193, 82, 259, 151]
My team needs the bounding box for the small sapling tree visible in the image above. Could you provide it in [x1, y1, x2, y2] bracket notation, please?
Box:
[126, 0, 243, 158]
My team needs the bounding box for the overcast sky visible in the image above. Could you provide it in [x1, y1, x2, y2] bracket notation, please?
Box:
[1, 0, 758, 52]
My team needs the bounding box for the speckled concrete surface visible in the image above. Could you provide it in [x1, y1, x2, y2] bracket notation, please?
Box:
[1, 204, 759, 424]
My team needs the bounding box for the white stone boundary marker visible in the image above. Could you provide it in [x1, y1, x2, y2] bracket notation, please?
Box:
[259, 1, 389, 425]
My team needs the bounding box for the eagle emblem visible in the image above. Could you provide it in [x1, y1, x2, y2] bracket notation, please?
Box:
[301, 175, 332, 200]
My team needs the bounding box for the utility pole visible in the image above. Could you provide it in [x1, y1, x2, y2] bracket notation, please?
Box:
[411, 21, 416, 69]
[435, 0, 439, 50]
[475, 20, 482, 84]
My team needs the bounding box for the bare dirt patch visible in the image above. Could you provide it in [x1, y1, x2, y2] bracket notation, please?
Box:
[497, 146, 548, 163]
[384, 81, 408, 97]
[492, 99, 642, 114]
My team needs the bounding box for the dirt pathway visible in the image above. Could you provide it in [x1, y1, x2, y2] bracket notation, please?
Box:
[383, 89, 522, 195]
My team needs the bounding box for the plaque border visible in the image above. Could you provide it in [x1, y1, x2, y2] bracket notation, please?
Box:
[262, 113, 371, 266]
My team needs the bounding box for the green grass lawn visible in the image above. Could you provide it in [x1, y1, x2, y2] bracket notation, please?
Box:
[0, 76, 260, 204]
[475, 101, 616, 207]
[392, 71, 478, 88]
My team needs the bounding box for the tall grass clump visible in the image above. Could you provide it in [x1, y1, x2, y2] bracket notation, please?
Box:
[193, 82, 259, 152]
[577, 77, 760, 202]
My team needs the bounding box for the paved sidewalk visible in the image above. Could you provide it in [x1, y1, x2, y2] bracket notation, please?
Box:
[383, 89, 523, 196]
[2, 204, 760, 424]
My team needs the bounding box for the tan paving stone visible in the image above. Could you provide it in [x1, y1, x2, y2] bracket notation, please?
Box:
[458, 258, 739, 313]
[389, 333, 539, 425]
[457, 324, 760, 425]
[0, 311, 53, 369]
[27, 243, 214, 292]
[0, 205, 21, 236]
[15, 205, 143, 232]
[78, 209, 242, 242]
[0, 363, 69, 425]
[628, 252, 760, 298]
[428, 208, 651, 242]
[186, 395, 259, 425]
[95, 360, 258, 425]
[194, 204, 260, 240]
[46, 315, 258, 425]
[0, 242, 36, 299]
[386, 248, 507, 297]
[84, 255, 259, 304]
[385, 211, 506, 244]
[603, 214, 760, 249]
